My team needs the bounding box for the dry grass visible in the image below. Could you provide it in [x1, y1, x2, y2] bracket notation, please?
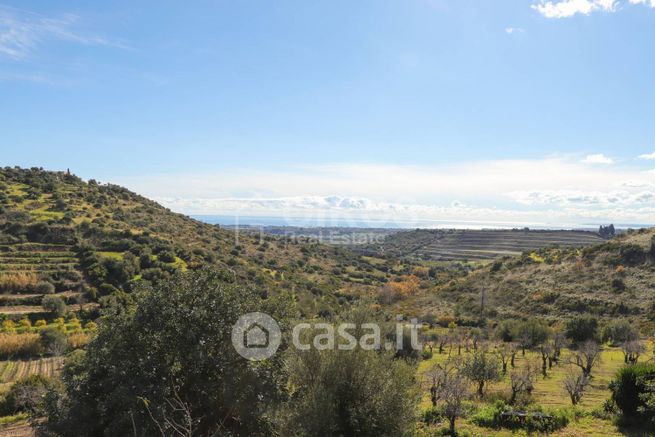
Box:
[0, 335, 41, 360]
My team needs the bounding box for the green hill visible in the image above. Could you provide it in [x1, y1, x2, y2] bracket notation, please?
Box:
[0, 167, 396, 318]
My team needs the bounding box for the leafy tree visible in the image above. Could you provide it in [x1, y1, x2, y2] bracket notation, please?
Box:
[41, 295, 66, 317]
[601, 320, 638, 346]
[279, 347, 418, 436]
[565, 316, 598, 344]
[43, 269, 292, 437]
[461, 348, 501, 397]
[610, 362, 655, 424]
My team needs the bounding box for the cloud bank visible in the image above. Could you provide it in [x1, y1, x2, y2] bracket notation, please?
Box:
[113, 157, 655, 228]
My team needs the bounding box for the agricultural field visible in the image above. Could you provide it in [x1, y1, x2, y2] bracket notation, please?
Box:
[355, 228, 605, 262]
[417, 341, 655, 436]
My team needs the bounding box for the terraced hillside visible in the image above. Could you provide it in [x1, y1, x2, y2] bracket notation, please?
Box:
[0, 243, 85, 316]
[355, 228, 605, 261]
[0, 167, 400, 318]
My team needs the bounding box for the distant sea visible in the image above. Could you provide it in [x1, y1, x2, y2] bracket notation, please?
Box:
[191, 215, 651, 231]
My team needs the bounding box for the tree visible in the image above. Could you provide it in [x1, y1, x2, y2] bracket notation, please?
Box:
[280, 345, 418, 436]
[43, 269, 293, 437]
[539, 343, 553, 378]
[563, 372, 588, 405]
[461, 348, 501, 397]
[426, 359, 470, 436]
[601, 320, 638, 346]
[440, 373, 470, 436]
[550, 331, 567, 365]
[565, 316, 598, 344]
[509, 362, 538, 404]
[41, 295, 66, 317]
[621, 340, 645, 364]
[611, 362, 655, 424]
[569, 340, 601, 378]
[496, 342, 516, 374]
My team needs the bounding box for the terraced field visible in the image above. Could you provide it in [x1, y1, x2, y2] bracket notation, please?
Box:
[0, 357, 63, 389]
[0, 243, 85, 316]
[356, 229, 605, 262]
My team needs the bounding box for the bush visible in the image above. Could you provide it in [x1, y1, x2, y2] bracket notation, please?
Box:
[34, 281, 55, 294]
[610, 362, 655, 423]
[157, 250, 176, 263]
[4, 374, 58, 414]
[472, 401, 570, 433]
[42, 295, 66, 317]
[39, 328, 68, 356]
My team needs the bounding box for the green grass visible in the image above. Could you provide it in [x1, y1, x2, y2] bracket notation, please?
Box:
[0, 412, 28, 425]
[98, 251, 125, 260]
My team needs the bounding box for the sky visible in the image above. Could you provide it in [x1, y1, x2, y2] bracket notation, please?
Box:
[1, 0, 655, 227]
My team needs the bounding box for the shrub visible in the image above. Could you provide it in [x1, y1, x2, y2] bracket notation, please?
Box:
[2, 320, 16, 334]
[34, 281, 55, 294]
[472, 400, 570, 433]
[4, 374, 58, 414]
[610, 362, 655, 423]
[42, 295, 67, 317]
[67, 332, 91, 350]
[39, 328, 68, 356]
[157, 250, 176, 263]
[35, 320, 47, 328]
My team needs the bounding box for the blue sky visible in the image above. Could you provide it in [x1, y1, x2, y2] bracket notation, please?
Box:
[1, 0, 655, 227]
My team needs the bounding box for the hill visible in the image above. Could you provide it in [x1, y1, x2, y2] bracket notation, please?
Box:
[354, 228, 606, 262]
[397, 228, 655, 330]
[0, 167, 398, 318]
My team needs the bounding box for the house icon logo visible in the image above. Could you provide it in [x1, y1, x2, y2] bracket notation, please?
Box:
[244, 322, 269, 348]
[232, 312, 281, 360]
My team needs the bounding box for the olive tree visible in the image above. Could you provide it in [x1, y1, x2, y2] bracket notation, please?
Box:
[43, 269, 293, 437]
[461, 348, 501, 397]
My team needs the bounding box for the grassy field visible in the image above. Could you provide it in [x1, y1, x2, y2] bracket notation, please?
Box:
[417, 341, 655, 436]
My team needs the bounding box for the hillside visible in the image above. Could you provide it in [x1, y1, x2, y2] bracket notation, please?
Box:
[355, 228, 605, 261]
[397, 228, 655, 330]
[0, 167, 401, 318]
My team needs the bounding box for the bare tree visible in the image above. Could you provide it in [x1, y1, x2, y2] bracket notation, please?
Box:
[509, 361, 538, 404]
[539, 343, 553, 378]
[621, 339, 645, 364]
[550, 331, 567, 365]
[424, 359, 461, 407]
[440, 372, 470, 436]
[563, 372, 588, 405]
[497, 342, 516, 374]
[569, 340, 601, 378]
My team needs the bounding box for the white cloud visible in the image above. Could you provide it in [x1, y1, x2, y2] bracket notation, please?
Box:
[638, 151, 655, 160]
[629, 0, 655, 7]
[532, 0, 617, 18]
[505, 27, 525, 34]
[582, 153, 613, 164]
[0, 5, 127, 60]
[112, 157, 655, 227]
